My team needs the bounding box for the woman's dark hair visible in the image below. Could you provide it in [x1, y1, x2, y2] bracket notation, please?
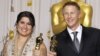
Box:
[16, 11, 35, 27]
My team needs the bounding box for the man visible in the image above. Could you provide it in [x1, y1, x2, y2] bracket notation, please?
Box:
[48, 1, 100, 56]
[51, 0, 92, 34]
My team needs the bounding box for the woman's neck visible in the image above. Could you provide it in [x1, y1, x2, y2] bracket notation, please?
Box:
[18, 35, 30, 43]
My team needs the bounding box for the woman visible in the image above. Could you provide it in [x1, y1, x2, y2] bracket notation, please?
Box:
[2, 11, 47, 56]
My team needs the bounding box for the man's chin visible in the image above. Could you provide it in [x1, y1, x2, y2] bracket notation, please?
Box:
[67, 24, 74, 27]
[67, 24, 75, 28]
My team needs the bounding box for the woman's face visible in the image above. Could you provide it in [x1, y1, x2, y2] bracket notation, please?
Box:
[16, 17, 33, 37]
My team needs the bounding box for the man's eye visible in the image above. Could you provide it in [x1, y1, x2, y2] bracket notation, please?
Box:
[64, 12, 68, 14]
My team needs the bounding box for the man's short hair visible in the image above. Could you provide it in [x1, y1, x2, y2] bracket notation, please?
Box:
[62, 1, 80, 10]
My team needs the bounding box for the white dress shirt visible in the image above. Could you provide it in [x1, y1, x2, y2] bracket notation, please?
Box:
[67, 25, 82, 43]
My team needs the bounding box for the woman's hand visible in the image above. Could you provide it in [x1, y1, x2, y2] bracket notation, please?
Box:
[47, 51, 57, 56]
[33, 43, 47, 56]
[33, 49, 40, 56]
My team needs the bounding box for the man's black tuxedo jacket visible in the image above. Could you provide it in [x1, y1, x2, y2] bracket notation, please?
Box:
[55, 27, 100, 56]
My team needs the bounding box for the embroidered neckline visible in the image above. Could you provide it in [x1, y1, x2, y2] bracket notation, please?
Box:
[9, 36, 35, 56]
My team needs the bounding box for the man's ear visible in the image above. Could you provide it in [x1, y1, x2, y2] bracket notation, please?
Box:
[78, 11, 82, 19]
[78, 10, 85, 24]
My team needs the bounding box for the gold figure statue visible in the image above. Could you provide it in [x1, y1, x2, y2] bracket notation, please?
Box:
[50, 35, 57, 52]
[27, 0, 32, 6]
[9, 30, 14, 40]
[50, 0, 92, 34]
[35, 33, 43, 50]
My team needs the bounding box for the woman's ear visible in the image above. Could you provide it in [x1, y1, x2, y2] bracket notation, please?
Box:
[15, 24, 18, 31]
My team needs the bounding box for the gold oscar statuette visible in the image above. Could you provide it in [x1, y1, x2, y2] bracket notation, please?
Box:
[9, 29, 14, 40]
[35, 33, 43, 50]
[1, 29, 14, 56]
[50, 35, 57, 52]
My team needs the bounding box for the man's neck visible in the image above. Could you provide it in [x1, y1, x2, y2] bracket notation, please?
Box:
[68, 24, 80, 31]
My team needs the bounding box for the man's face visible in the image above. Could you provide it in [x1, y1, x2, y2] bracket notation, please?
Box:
[63, 5, 80, 28]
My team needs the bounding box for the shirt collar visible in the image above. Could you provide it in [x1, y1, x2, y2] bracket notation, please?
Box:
[67, 24, 82, 34]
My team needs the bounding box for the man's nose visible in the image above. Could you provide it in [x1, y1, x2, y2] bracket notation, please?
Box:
[68, 14, 71, 18]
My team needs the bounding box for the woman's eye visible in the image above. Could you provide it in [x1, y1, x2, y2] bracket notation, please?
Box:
[27, 23, 31, 25]
[20, 21, 24, 24]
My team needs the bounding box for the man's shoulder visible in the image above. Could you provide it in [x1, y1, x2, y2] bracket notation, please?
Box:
[55, 29, 68, 40]
[84, 27, 100, 31]
[83, 26, 100, 33]
[56, 29, 67, 35]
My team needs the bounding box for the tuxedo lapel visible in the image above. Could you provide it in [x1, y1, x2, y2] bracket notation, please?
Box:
[79, 27, 89, 54]
[62, 26, 90, 54]
[62, 29, 78, 53]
